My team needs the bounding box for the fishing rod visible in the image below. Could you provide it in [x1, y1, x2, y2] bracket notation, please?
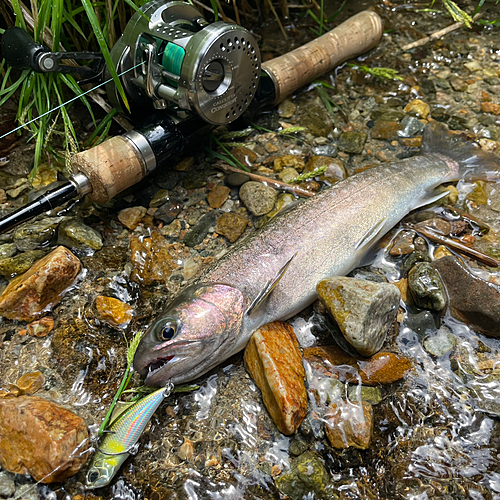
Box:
[0, 0, 383, 234]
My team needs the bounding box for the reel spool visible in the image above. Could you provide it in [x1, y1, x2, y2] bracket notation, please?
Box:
[106, 0, 261, 125]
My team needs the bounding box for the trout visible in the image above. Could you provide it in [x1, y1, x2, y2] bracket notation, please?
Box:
[133, 123, 498, 385]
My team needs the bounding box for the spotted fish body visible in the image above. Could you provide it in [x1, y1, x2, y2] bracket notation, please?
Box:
[85, 386, 170, 489]
[133, 123, 499, 386]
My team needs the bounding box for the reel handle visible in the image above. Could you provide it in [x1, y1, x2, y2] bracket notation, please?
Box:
[262, 10, 383, 105]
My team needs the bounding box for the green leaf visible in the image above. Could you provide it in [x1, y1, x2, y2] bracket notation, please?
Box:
[60, 74, 95, 125]
[85, 108, 117, 147]
[81, 0, 131, 112]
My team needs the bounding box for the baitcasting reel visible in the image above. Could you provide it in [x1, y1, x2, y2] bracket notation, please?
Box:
[107, 0, 261, 124]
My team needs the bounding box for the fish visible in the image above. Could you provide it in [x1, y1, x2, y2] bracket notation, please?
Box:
[133, 122, 499, 386]
[85, 383, 172, 489]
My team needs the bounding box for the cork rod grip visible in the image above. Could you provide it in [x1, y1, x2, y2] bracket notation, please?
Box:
[71, 136, 146, 204]
[262, 10, 383, 105]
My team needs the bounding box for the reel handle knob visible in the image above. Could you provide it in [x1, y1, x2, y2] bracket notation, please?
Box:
[1, 27, 50, 72]
[262, 10, 383, 106]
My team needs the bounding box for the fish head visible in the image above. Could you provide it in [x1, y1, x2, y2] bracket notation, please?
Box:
[84, 451, 125, 490]
[133, 283, 246, 385]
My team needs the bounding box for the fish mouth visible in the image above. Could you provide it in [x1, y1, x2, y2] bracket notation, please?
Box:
[143, 355, 175, 384]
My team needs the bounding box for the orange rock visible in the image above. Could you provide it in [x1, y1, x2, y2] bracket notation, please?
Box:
[0, 396, 89, 482]
[27, 316, 54, 337]
[16, 371, 45, 395]
[95, 296, 133, 327]
[0, 246, 81, 321]
[325, 401, 373, 449]
[118, 206, 147, 230]
[481, 102, 500, 115]
[303, 345, 411, 386]
[244, 321, 307, 435]
[207, 185, 231, 209]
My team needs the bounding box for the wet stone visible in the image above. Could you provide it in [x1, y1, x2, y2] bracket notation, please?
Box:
[450, 76, 467, 92]
[14, 218, 59, 251]
[273, 154, 305, 173]
[183, 211, 218, 247]
[57, 218, 103, 250]
[278, 167, 299, 183]
[414, 217, 452, 236]
[239, 182, 277, 216]
[14, 484, 39, 500]
[390, 230, 415, 256]
[371, 121, 402, 140]
[0, 471, 15, 497]
[0, 250, 46, 277]
[231, 147, 257, 167]
[408, 262, 447, 312]
[207, 185, 231, 209]
[347, 385, 383, 405]
[278, 99, 296, 118]
[337, 131, 367, 154]
[300, 101, 333, 137]
[303, 345, 411, 386]
[0, 396, 89, 483]
[149, 189, 170, 208]
[175, 157, 194, 172]
[275, 451, 331, 500]
[226, 172, 250, 187]
[312, 143, 337, 157]
[397, 115, 425, 138]
[244, 322, 307, 435]
[305, 156, 345, 184]
[404, 310, 439, 338]
[432, 256, 500, 337]
[118, 206, 147, 230]
[325, 400, 373, 450]
[16, 371, 45, 395]
[0, 243, 16, 260]
[317, 277, 400, 357]
[402, 250, 431, 274]
[0, 246, 81, 321]
[423, 326, 457, 357]
[215, 212, 248, 243]
[27, 316, 54, 337]
[404, 99, 430, 119]
[161, 219, 182, 239]
[371, 106, 405, 121]
[95, 295, 133, 327]
[154, 198, 183, 225]
[481, 102, 500, 115]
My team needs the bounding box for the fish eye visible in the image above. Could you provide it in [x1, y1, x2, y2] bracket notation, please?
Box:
[87, 470, 100, 483]
[160, 321, 178, 341]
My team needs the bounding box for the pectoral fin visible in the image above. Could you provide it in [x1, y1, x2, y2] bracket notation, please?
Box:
[355, 218, 387, 252]
[413, 189, 449, 210]
[246, 253, 296, 316]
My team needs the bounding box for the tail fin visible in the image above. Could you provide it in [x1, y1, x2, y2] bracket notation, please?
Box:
[422, 122, 500, 181]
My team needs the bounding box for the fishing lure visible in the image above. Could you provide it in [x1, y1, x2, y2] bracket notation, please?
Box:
[85, 383, 173, 489]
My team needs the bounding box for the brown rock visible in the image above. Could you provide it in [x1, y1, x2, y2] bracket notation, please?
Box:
[305, 156, 346, 184]
[175, 157, 194, 171]
[16, 371, 45, 395]
[481, 102, 500, 115]
[273, 155, 305, 173]
[27, 316, 54, 337]
[0, 396, 89, 482]
[0, 189, 6, 203]
[371, 121, 402, 140]
[207, 185, 231, 209]
[0, 246, 81, 321]
[390, 230, 415, 256]
[215, 213, 248, 242]
[400, 136, 422, 148]
[303, 345, 411, 386]
[95, 296, 133, 327]
[231, 147, 257, 167]
[130, 231, 180, 285]
[325, 401, 373, 449]
[118, 206, 147, 230]
[244, 321, 307, 435]
[405, 99, 430, 119]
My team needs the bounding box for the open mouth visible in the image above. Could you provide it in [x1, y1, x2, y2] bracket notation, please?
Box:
[145, 355, 174, 379]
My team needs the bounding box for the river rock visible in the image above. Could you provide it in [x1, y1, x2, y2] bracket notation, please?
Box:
[95, 295, 133, 327]
[273, 155, 305, 173]
[0, 471, 15, 497]
[0, 396, 89, 482]
[390, 230, 415, 256]
[215, 212, 248, 242]
[14, 218, 60, 251]
[149, 189, 170, 208]
[226, 172, 250, 187]
[432, 256, 500, 337]
[0, 250, 46, 277]
[414, 217, 452, 236]
[278, 167, 300, 183]
[402, 250, 431, 274]
[118, 206, 147, 230]
[207, 185, 231, 209]
[154, 198, 183, 225]
[304, 345, 411, 386]
[57, 218, 103, 250]
[231, 146, 257, 167]
[130, 231, 179, 284]
[244, 321, 307, 435]
[278, 99, 296, 118]
[0, 243, 16, 260]
[324, 400, 373, 449]
[397, 115, 425, 138]
[16, 371, 45, 395]
[275, 451, 331, 500]
[404, 99, 430, 119]
[408, 262, 447, 311]
[0, 246, 81, 321]
[27, 316, 54, 337]
[183, 211, 218, 247]
[305, 156, 346, 184]
[239, 182, 277, 216]
[423, 326, 457, 356]
[371, 121, 402, 140]
[337, 131, 367, 154]
[316, 277, 400, 356]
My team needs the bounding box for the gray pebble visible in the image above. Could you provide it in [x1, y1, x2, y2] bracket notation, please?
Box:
[239, 182, 277, 216]
[0, 471, 15, 497]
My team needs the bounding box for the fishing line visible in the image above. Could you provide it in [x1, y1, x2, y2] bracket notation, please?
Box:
[0, 59, 144, 141]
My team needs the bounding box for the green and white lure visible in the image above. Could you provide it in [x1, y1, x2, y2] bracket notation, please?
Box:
[85, 383, 173, 489]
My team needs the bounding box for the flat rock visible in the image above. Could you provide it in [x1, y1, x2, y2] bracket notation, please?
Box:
[432, 256, 500, 337]
[239, 182, 277, 216]
[215, 212, 248, 242]
[371, 121, 402, 140]
[95, 295, 133, 327]
[317, 277, 400, 356]
[0, 250, 46, 277]
[337, 131, 367, 154]
[304, 345, 411, 386]
[0, 246, 81, 321]
[27, 316, 54, 337]
[304, 156, 346, 184]
[0, 396, 89, 483]
[244, 321, 307, 435]
[13, 218, 59, 251]
[207, 185, 231, 209]
[324, 400, 373, 449]
[273, 155, 305, 173]
[118, 206, 147, 230]
[57, 218, 103, 250]
[183, 211, 218, 247]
